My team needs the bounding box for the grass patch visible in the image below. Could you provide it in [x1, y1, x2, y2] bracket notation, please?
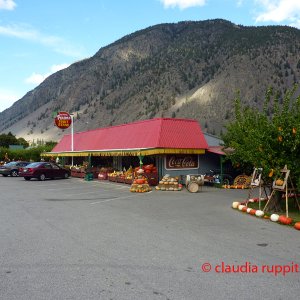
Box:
[247, 198, 300, 222]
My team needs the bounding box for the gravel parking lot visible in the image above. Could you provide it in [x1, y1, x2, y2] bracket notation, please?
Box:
[0, 177, 299, 299]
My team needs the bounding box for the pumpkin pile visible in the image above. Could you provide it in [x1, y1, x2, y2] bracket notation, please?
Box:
[135, 164, 157, 174]
[130, 169, 152, 193]
[155, 175, 183, 191]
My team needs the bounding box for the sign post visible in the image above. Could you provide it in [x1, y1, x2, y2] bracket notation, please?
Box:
[54, 111, 73, 165]
[70, 114, 74, 166]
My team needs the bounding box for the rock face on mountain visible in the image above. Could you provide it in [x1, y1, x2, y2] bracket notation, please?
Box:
[1, 19, 300, 142]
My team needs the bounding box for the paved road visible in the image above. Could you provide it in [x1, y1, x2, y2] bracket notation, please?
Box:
[0, 176, 299, 299]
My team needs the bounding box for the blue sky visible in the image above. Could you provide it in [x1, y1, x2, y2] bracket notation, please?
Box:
[1, 0, 300, 112]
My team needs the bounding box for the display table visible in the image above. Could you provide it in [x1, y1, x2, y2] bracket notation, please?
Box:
[71, 167, 99, 178]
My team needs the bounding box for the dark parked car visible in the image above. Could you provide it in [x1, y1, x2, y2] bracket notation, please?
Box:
[0, 161, 30, 177]
[19, 162, 70, 181]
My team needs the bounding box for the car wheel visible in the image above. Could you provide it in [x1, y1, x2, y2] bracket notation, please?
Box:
[10, 170, 18, 177]
[64, 172, 69, 179]
[24, 177, 31, 181]
[39, 174, 46, 181]
[2, 174, 8, 177]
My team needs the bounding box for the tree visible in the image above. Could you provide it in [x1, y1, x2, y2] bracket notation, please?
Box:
[17, 137, 29, 148]
[0, 132, 19, 148]
[222, 86, 300, 212]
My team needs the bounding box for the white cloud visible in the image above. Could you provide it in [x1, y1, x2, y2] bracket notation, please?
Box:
[0, 88, 21, 112]
[25, 63, 70, 85]
[255, 0, 300, 26]
[160, 0, 206, 9]
[0, 0, 16, 10]
[236, 0, 244, 7]
[0, 23, 83, 57]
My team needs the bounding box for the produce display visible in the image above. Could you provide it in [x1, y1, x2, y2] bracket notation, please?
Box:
[71, 164, 100, 178]
[98, 167, 114, 180]
[124, 166, 134, 183]
[107, 165, 158, 186]
[130, 169, 152, 193]
[155, 175, 183, 191]
[108, 170, 124, 182]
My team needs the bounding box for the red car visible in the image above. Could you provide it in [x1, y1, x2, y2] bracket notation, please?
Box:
[20, 162, 70, 181]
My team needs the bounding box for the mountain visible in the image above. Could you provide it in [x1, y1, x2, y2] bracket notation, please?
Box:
[1, 19, 300, 142]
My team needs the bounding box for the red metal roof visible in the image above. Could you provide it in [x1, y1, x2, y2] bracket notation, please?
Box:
[51, 118, 208, 153]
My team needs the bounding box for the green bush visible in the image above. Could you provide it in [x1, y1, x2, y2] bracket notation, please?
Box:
[0, 145, 55, 162]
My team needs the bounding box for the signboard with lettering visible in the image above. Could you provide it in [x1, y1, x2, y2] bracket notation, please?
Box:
[165, 155, 199, 170]
[54, 111, 72, 129]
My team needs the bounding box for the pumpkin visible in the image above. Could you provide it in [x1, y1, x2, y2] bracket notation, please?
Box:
[242, 206, 248, 212]
[279, 217, 293, 225]
[275, 179, 284, 186]
[285, 217, 293, 225]
[294, 222, 300, 230]
[232, 202, 240, 209]
[246, 207, 252, 213]
[255, 210, 264, 217]
[249, 209, 256, 215]
[238, 204, 245, 211]
[136, 179, 145, 184]
[144, 164, 153, 171]
[270, 214, 279, 222]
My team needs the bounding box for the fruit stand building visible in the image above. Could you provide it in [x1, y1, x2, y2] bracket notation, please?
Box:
[43, 118, 225, 181]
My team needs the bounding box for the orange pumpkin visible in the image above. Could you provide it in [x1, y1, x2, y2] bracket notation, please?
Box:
[278, 215, 291, 224]
[278, 215, 285, 223]
[294, 222, 300, 230]
[283, 217, 293, 225]
[241, 207, 248, 212]
[249, 209, 256, 215]
[136, 179, 145, 184]
[275, 179, 284, 186]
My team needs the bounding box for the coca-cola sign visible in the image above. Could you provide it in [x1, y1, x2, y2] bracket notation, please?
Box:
[165, 155, 199, 170]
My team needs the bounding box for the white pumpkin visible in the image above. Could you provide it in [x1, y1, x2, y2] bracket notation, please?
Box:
[270, 214, 279, 222]
[232, 202, 240, 209]
[246, 207, 252, 213]
[238, 204, 245, 211]
[255, 210, 264, 217]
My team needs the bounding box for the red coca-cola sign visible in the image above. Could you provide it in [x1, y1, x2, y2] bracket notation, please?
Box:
[54, 111, 72, 129]
[165, 155, 199, 170]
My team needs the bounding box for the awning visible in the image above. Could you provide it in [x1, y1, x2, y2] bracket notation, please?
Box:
[206, 146, 226, 155]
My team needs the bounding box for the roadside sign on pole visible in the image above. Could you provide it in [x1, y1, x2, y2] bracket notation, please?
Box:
[54, 112, 72, 129]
